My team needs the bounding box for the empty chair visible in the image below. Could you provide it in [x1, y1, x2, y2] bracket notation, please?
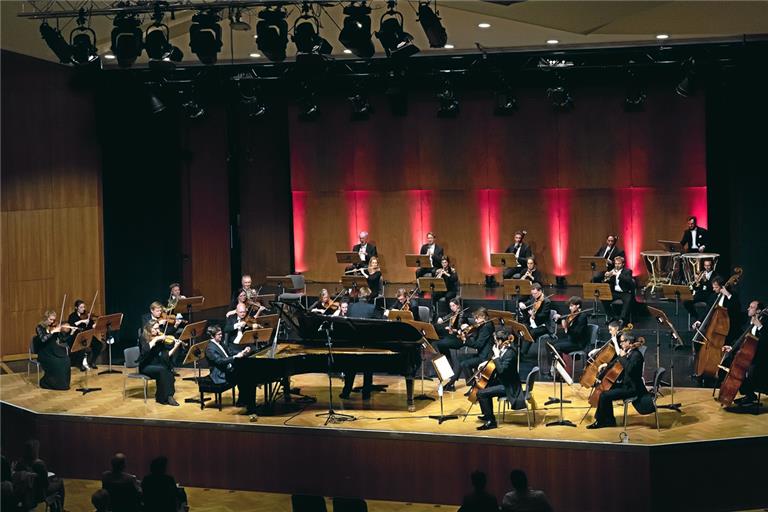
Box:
[291, 494, 327, 512]
[278, 275, 308, 308]
[123, 346, 152, 403]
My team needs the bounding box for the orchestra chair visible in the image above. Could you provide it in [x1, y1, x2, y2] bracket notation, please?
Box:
[498, 366, 540, 429]
[372, 276, 386, 309]
[123, 347, 153, 403]
[566, 324, 600, 380]
[278, 274, 308, 308]
[622, 367, 665, 431]
[418, 305, 431, 325]
[197, 376, 235, 411]
[333, 497, 368, 512]
[27, 337, 41, 387]
[535, 310, 559, 374]
[291, 494, 327, 512]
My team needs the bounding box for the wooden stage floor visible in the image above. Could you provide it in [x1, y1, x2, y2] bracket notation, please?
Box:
[2, 369, 766, 446]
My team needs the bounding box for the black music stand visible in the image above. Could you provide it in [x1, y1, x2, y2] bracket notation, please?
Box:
[72, 329, 101, 394]
[647, 306, 683, 412]
[341, 275, 369, 298]
[95, 313, 124, 375]
[407, 320, 458, 422]
[405, 253, 429, 270]
[404, 320, 440, 403]
[336, 251, 359, 266]
[582, 283, 611, 322]
[265, 275, 291, 299]
[316, 319, 357, 425]
[545, 342, 577, 427]
[507, 320, 534, 374]
[386, 309, 414, 322]
[491, 252, 516, 279]
[255, 314, 279, 329]
[179, 320, 208, 381]
[660, 285, 692, 338]
[173, 296, 205, 323]
[580, 256, 607, 283]
[182, 340, 210, 404]
[503, 278, 531, 317]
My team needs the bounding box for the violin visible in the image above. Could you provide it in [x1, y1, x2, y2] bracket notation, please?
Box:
[458, 318, 496, 342]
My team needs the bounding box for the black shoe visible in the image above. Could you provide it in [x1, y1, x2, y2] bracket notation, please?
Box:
[586, 421, 604, 429]
[78, 365, 87, 372]
[89, 363, 99, 369]
[166, 397, 180, 406]
[477, 421, 497, 431]
[338, 392, 351, 400]
[463, 389, 472, 397]
[443, 383, 456, 392]
[735, 395, 758, 406]
[477, 415, 490, 422]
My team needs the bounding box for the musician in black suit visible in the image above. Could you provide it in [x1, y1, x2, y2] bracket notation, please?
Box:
[520, 257, 544, 286]
[389, 288, 420, 322]
[684, 258, 715, 321]
[204, 325, 253, 409]
[444, 308, 494, 391]
[476, 330, 526, 431]
[586, 333, 649, 429]
[721, 300, 766, 407]
[591, 235, 625, 282]
[601, 256, 635, 325]
[339, 299, 377, 400]
[517, 283, 552, 354]
[350, 231, 377, 269]
[138, 321, 182, 406]
[551, 297, 590, 355]
[223, 303, 256, 346]
[692, 276, 743, 345]
[503, 230, 532, 279]
[416, 232, 444, 279]
[231, 274, 257, 304]
[680, 216, 710, 253]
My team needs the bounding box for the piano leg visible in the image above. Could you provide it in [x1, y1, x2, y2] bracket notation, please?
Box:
[406, 377, 415, 412]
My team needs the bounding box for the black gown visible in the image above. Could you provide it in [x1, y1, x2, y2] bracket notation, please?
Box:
[34, 325, 71, 390]
[138, 335, 176, 404]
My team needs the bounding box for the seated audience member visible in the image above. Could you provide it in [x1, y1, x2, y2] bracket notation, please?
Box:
[142, 457, 181, 512]
[501, 469, 552, 512]
[101, 453, 141, 512]
[91, 489, 110, 512]
[458, 470, 498, 512]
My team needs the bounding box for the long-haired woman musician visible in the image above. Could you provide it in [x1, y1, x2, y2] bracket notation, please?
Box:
[34, 310, 72, 390]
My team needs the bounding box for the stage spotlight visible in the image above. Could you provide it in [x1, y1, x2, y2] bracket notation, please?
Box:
[298, 83, 319, 121]
[348, 91, 372, 120]
[624, 69, 646, 112]
[148, 90, 166, 115]
[676, 57, 696, 97]
[256, 6, 289, 62]
[375, 1, 419, 59]
[238, 81, 268, 119]
[67, 9, 98, 66]
[436, 79, 459, 118]
[229, 9, 251, 31]
[292, 7, 333, 56]
[145, 7, 183, 67]
[339, 2, 374, 59]
[189, 10, 223, 65]
[547, 84, 573, 111]
[494, 90, 518, 115]
[417, 2, 448, 48]
[111, 13, 143, 68]
[39, 22, 72, 64]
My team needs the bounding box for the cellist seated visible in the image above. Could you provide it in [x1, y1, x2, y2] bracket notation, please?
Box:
[476, 330, 526, 431]
[586, 333, 650, 429]
[721, 300, 766, 408]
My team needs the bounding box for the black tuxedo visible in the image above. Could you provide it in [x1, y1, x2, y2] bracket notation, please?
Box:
[351, 242, 377, 268]
[520, 297, 552, 347]
[223, 316, 252, 346]
[416, 244, 444, 279]
[603, 268, 635, 324]
[522, 268, 544, 286]
[684, 271, 715, 320]
[680, 227, 710, 253]
[503, 242, 532, 278]
[477, 345, 526, 423]
[390, 297, 420, 322]
[446, 321, 495, 387]
[433, 268, 459, 316]
[709, 292, 743, 344]
[552, 311, 590, 355]
[595, 347, 649, 424]
[738, 325, 767, 396]
[205, 339, 238, 385]
[591, 246, 626, 281]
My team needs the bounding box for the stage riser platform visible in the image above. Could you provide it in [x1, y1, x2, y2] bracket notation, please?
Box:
[3, 404, 765, 512]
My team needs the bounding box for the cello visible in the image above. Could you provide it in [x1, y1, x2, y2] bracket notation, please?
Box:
[693, 268, 743, 379]
[466, 334, 514, 403]
[717, 306, 767, 407]
[587, 336, 646, 408]
[580, 323, 631, 388]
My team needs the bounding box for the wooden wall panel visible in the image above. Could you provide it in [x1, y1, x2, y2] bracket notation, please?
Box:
[1, 51, 104, 357]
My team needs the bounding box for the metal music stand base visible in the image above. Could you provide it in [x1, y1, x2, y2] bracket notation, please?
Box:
[317, 322, 356, 425]
[76, 368, 101, 395]
[429, 389, 458, 424]
[546, 379, 576, 427]
[98, 340, 122, 375]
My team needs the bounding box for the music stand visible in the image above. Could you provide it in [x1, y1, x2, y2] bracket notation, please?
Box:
[417, 277, 447, 321]
[265, 275, 291, 297]
[580, 256, 607, 282]
[405, 254, 430, 269]
[255, 314, 279, 329]
[173, 296, 205, 323]
[646, 306, 683, 412]
[182, 340, 210, 404]
[403, 320, 440, 403]
[407, 320, 458, 422]
[503, 279, 531, 316]
[72, 329, 101, 394]
[386, 309, 414, 322]
[582, 283, 611, 322]
[179, 320, 208, 381]
[94, 313, 124, 375]
[506, 319, 534, 373]
[657, 240, 683, 252]
[237, 328, 274, 346]
[487, 309, 516, 326]
[545, 342, 577, 427]
[251, 294, 275, 309]
[490, 252, 516, 279]
[660, 285, 693, 336]
[336, 251, 359, 265]
[341, 275, 369, 294]
[316, 318, 356, 425]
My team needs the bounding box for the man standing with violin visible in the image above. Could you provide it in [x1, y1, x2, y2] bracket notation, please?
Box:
[517, 283, 552, 354]
[586, 332, 648, 429]
[475, 329, 525, 431]
[720, 300, 766, 408]
[443, 308, 495, 393]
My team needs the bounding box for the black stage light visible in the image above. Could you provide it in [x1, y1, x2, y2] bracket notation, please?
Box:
[676, 57, 696, 98]
[189, 10, 223, 65]
[256, 7, 289, 62]
[348, 92, 372, 120]
[417, 1, 447, 48]
[624, 69, 646, 112]
[145, 6, 183, 66]
[298, 83, 319, 121]
[71, 27, 99, 65]
[149, 91, 166, 114]
[40, 22, 73, 64]
[494, 90, 518, 115]
[292, 10, 333, 56]
[375, 2, 419, 58]
[339, 2, 375, 58]
[547, 85, 573, 111]
[238, 81, 268, 119]
[111, 13, 143, 68]
[437, 79, 459, 118]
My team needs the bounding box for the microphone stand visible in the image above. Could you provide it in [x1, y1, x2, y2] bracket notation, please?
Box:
[315, 320, 356, 425]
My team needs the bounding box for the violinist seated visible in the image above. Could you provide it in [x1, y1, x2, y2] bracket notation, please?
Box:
[67, 299, 102, 371]
[476, 330, 526, 431]
[588, 321, 622, 359]
[443, 308, 495, 393]
[204, 325, 254, 411]
[683, 258, 716, 322]
[143, 301, 184, 336]
[550, 297, 590, 363]
[224, 303, 262, 346]
[34, 310, 73, 390]
[721, 300, 766, 408]
[520, 257, 544, 286]
[590, 234, 624, 283]
[310, 289, 341, 316]
[517, 283, 552, 354]
[138, 320, 183, 406]
[502, 230, 532, 279]
[600, 256, 635, 326]
[226, 288, 268, 318]
[691, 275, 742, 345]
[586, 333, 649, 429]
[388, 288, 421, 322]
[434, 298, 469, 370]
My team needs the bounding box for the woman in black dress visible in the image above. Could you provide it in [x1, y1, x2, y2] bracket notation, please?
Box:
[138, 321, 182, 406]
[34, 310, 72, 390]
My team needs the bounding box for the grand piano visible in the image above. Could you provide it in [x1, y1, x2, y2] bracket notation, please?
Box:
[233, 303, 426, 413]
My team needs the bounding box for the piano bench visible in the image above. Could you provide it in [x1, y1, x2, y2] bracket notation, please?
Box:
[197, 377, 235, 411]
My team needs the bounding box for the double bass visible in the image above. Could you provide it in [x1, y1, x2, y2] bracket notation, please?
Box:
[693, 268, 743, 379]
[717, 306, 768, 407]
